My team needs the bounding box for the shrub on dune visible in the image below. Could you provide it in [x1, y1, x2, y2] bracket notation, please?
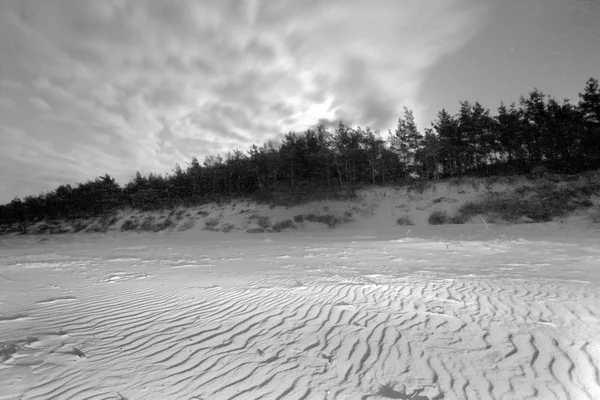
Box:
[272, 219, 295, 232]
[428, 210, 449, 225]
[396, 216, 414, 226]
[120, 219, 139, 232]
[204, 218, 219, 229]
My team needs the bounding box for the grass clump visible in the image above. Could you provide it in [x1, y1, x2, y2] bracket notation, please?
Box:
[293, 214, 304, 223]
[428, 210, 450, 225]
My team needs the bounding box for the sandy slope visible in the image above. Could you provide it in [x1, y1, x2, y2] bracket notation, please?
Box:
[1, 224, 600, 400]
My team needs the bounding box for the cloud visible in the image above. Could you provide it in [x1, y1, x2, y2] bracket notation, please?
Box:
[29, 96, 52, 111]
[0, 0, 492, 203]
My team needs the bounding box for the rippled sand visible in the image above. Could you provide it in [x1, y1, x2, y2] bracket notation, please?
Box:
[1, 229, 599, 400]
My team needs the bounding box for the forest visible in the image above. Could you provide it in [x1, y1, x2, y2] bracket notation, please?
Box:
[1, 77, 599, 227]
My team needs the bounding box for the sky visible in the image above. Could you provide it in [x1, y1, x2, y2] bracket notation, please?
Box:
[1, 0, 599, 204]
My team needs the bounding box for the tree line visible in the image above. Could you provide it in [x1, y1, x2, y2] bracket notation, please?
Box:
[1, 77, 599, 227]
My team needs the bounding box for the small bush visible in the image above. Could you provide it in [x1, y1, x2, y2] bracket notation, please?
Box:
[448, 177, 463, 187]
[73, 221, 88, 233]
[49, 225, 69, 234]
[428, 210, 449, 225]
[305, 213, 319, 223]
[197, 210, 209, 216]
[86, 224, 107, 233]
[140, 217, 155, 231]
[590, 205, 600, 223]
[34, 224, 50, 234]
[396, 216, 414, 226]
[342, 211, 354, 222]
[294, 214, 305, 223]
[205, 218, 219, 228]
[302, 213, 342, 228]
[221, 223, 235, 233]
[177, 219, 195, 231]
[121, 219, 139, 231]
[407, 180, 432, 194]
[151, 218, 175, 231]
[246, 228, 265, 233]
[257, 216, 271, 229]
[450, 214, 469, 224]
[458, 188, 582, 223]
[272, 219, 295, 232]
[530, 165, 548, 178]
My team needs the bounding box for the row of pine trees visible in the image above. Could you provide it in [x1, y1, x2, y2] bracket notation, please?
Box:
[1, 78, 600, 226]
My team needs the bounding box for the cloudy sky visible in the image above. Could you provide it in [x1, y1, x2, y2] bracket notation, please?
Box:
[1, 0, 599, 203]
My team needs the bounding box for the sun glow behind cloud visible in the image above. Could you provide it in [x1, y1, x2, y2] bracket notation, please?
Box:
[0, 0, 492, 203]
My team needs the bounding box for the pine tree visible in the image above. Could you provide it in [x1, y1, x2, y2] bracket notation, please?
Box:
[578, 77, 600, 167]
[389, 107, 422, 175]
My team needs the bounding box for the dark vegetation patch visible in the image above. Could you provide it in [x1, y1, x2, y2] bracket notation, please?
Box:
[455, 182, 600, 223]
[153, 218, 176, 232]
[72, 220, 88, 233]
[177, 219, 195, 231]
[86, 224, 108, 233]
[254, 184, 359, 208]
[140, 216, 156, 231]
[204, 218, 220, 228]
[342, 211, 354, 222]
[304, 213, 342, 228]
[249, 215, 271, 229]
[407, 180, 432, 195]
[221, 223, 235, 233]
[396, 216, 414, 226]
[591, 206, 600, 223]
[120, 218, 140, 232]
[428, 210, 450, 225]
[246, 228, 265, 233]
[121, 215, 177, 232]
[272, 219, 295, 232]
[432, 197, 457, 204]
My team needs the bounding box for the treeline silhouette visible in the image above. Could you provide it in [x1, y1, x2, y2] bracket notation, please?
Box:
[1, 78, 599, 228]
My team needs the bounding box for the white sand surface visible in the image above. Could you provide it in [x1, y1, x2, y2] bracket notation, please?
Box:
[1, 224, 600, 400]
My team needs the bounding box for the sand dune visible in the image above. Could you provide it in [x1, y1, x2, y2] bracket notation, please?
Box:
[1, 230, 600, 400]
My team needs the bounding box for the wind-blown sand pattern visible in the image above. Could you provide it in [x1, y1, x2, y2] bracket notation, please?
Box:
[1, 230, 600, 400]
